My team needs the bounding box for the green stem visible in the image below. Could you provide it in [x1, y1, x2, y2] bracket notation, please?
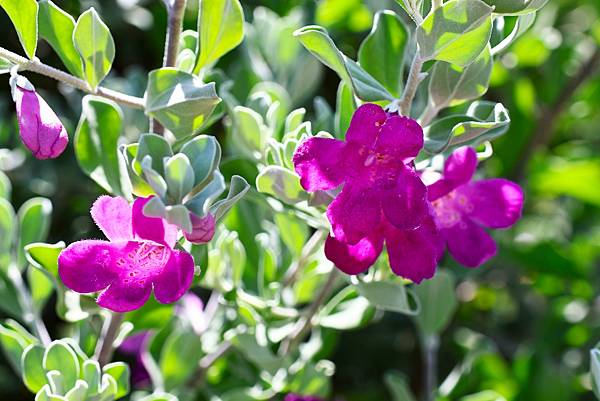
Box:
[281, 229, 328, 288]
[422, 334, 439, 401]
[0, 47, 145, 109]
[396, 53, 426, 116]
[95, 312, 124, 366]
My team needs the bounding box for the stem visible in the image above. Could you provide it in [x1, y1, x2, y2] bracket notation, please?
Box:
[0, 47, 145, 109]
[397, 53, 426, 116]
[282, 229, 328, 288]
[8, 265, 51, 346]
[95, 312, 124, 366]
[187, 341, 233, 387]
[153, 0, 187, 134]
[279, 269, 339, 354]
[422, 335, 439, 401]
[419, 103, 441, 127]
[432, 0, 443, 9]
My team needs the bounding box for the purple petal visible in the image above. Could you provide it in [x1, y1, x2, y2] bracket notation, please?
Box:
[153, 250, 195, 304]
[90, 196, 133, 242]
[462, 179, 524, 229]
[381, 166, 428, 230]
[132, 197, 179, 247]
[345, 103, 387, 145]
[375, 115, 424, 159]
[184, 213, 216, 244]
[385, 214, 443, 283]
[58, 240, 115, 294]
[324, 234, 383, 275]
[442, 219, 497, 267]
[327, 184, 382, 244]
[444, 147, 477, 185]
[97, 280, 152, 313]
[15, 86, 68, 159]
[293, 137, 348, 192]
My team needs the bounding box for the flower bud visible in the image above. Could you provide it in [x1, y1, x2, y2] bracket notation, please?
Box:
[11, 75, 68, 159]
[184, 213, 216, 244]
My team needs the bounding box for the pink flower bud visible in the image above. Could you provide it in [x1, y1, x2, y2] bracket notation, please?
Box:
[184, 213, 216, 244]
[11, 76, 68, 159]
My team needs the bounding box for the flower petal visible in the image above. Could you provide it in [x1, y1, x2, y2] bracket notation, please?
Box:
[132, 197, 179, 247]
[90, 196, 133, 241]
[183, 213, 216, 244]
[462, 179, 524, 229]
[293, 137, 348, 192]
[327, 184, 381, 244]
[444, 146, 477, 185]
[345, 103, 387, 145]
[97, 280, 152, 313]
[153, 250, 195, 304]
[382, 166, 428, 230]
[376, 115, 424, 159]
[58, 240, 116, 294]
[324, 234, 383, 275]
[442, 219, 497, 267]
[385, 214, 443, 283]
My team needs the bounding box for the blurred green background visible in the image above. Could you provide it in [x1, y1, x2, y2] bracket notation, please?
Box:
[1, 0, 600, 400]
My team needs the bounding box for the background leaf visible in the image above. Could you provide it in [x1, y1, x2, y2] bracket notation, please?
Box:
[0, 0, 38, 59]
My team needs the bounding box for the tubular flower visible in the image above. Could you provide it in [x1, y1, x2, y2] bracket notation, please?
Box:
[293, 103, 443, 283]
[58, 196, 195, 312]
[427, 147, 524, 267]
[11, 75, 68, 159]
[183, 213, 216, 244]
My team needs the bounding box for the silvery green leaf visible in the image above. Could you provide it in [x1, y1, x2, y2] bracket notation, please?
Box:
[102, 362, 130, 400]
[42, 340, 79, 390]
[185, 171, 226, 216]
[355, 281, 420, 315]
[145, 68, 221, 140]
[17, 197, 52, 269]
[0, 0, 38, 59]
[482, 0, 548, 15]
[73, 8, 115, 89]
[417, 0, 493, 67]
[165, 154, 195, 203]
[210, 175, 250, 220]
[64, 380, 88, 401]
[233, 106, 269, 158]
[141, 156, 168, 199]
[0, 198, 15, 255]
[413, 270, 457, 335]
[21, 344, 47, 393]
[180, 135, 222, 192]
[136, 134, 173, 175]
[491, 13, 536, 55]
[256, 166, 308, 204]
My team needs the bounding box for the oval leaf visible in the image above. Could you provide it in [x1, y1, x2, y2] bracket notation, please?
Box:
[0, 0, 38, 59]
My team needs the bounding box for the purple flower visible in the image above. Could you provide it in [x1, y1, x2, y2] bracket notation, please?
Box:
[119, 331, 152, 387]
[58, 196, 195, 312]
[293, 104, 443, 283]
[427, 147, 524, 267]
[11, 76, 68, 159]
[183, 213, 216, 244]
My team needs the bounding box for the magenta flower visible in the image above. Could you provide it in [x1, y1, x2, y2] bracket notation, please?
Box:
[293, 104, 443, 283]
[427, 147, 524, 267]
[58, 196, 195, 312]
[119, 331, 152, 387]
[183, 213, 216, 244]
[11, 76, 68, 159]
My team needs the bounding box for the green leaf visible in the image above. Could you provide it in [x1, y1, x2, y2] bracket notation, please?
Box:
[145, 68, 222, 140]
[21, 344, 47, 393]
[28, 267, 54, 313]
[43, 340, 80, 390]
[295, 25, 393, 101]
[180, 135, 221, 191]
[17, 198, 52, 269]
[0, 198, 15, 255]
[103, 362, 130, 400]
[482, 0, 548, 15]
[140, 157, 168, 199]
[0, 171, 10, 200]
[64, 380, 88, 401]
[137, 394, 178, 401]
[135, 133, 173, 175]
[256, 166, 308, 204]
[335, 81, 355, 137]
[358, 10, 409, 97]
[385, 371, 417, 401]
[210, 175, 250, 220]
[73, 8, 115, 89]
[428, 45, 492, 111]
[459, 391, 507, 401]
[232, 332, 282, 374]
[75, 96, 131, 198]
[159, 330, 203, 390]
[0, 57, 13, 74]
[38, 0, 84, 77]
[417, 0, 493, 67]
[413, 270, 457, 335]
[194, 0, 244, 73]
[233, 106, 269, 158]
[25, 242, 64, 279]
[165, 154, 195, 203]
[592, 348, 600, 400]
[0, 0, 38, 59]
[121, 144, 155, 198]
[424, 101, 510, 154]
[83, 360, 101, 395]
[355, 281, 419, 315]
[0, 323, 34, 374]
[274, 211, 308, 257]
[319, 288, 375, 330]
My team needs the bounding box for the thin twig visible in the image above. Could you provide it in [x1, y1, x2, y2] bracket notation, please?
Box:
[7, 265, 51, 346]
[512, 48, 600, 181]
[279, 269, 339, 354]
[282, 229, 328, 288]
[187, 341, 233, 387]
[153, 0, 187, 134]
[422, 334, 439, 401]
[0, 47, 145, 109]
[95, 312, 124, 366]
[419, 103, 441, 127]
[396, 53, 426, 116]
